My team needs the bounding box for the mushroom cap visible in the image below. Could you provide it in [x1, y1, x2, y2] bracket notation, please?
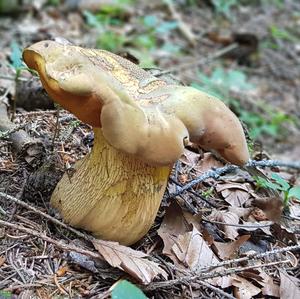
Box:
[23, 40, 249, 166]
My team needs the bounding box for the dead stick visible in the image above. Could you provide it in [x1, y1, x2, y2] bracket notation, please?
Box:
[0, 219, 101, 260]
[0, 192, 92, 242]
[171, 159, 300, 197]
[145, 259, 290, 291]
[164, 0, 196, 46]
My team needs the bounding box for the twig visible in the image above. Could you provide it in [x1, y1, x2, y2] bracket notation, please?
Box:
[51, 107, 60, 151]
[169, 177, 217, 208]
[170, 164, 237, 197]
[164, 0, 197, 46]
[0, 219, 101, 260]
[53, 273, 68, 295]
[199, 244, 300, 273]
[0, 74, 27, 82]
[145, 259, 290, 291]
[202, 218, 273, 228]
[159, 43, 238, 76]
[170, 159, 300, 197]
[248, 159, 300, 169]
[0, 192, 92, 242]
[0, 123, 27, 139]
[197, 280, 236, 299]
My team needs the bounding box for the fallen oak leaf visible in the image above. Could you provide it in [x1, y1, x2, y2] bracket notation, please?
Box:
[216, 182, 252, 207]
[92, 239, 167, 284]
[252, 197, 283, 221]
[232, 274, 261, 299]
[157, 201, 192, 258]
[195, 152, 224, 173]
[208, 210, 240, 240]
[171, 225, 219, 271]
[280, 270, 300, 299]
[213, 235, 250, 260]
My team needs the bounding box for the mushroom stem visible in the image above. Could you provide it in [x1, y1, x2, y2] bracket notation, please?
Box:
[51, 128, 170, 245]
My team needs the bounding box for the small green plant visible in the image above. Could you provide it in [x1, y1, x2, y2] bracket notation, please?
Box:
[240, 109, 292, 139]
[83, 9, 127, 52]
[192, 67, 292, 140]
[255, 173, 300, 206]
[211, 0, 238, 18]
[0, 290, 13, 299]
[201, 187, 214, 199]
[269, 25, 298, 42]
[111, 280, 147, 299]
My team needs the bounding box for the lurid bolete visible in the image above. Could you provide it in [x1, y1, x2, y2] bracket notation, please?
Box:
[23, 40, 249, 245]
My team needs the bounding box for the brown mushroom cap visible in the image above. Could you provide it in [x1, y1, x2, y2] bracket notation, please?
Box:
[23, 40, 249, 166]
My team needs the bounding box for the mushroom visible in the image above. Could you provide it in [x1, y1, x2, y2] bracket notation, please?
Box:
[23, 40, 249, 245]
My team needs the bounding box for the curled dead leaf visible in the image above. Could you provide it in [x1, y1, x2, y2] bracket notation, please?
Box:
[252, 197, 283, 221]
[216, 182, 252, 207]
[209, 210, 240, 240]
[171, 226, 219, 271]
[280, 271, 300, 299]
[92, 239, 167, 284]
[232, 274, 261, 299]
[213, 235, 250, 260]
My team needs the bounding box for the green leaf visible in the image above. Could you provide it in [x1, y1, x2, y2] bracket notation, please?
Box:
[288, 186, 300, 200]
[211, 0, 238, 17]
[0, 290, 13, 298]
[111, 280, 147, 299]
[143, 15, 158, 28]
[271, 173, 290, 191]
[156, 21, 178, 34]
[83, 10, 103, 29]
[10, 41, 23, 69]
[254, 176, 282, 191]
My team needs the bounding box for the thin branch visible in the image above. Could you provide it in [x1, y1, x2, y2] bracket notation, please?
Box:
[145, 259, 290, 291]
[0, 123, 27, 139]
[158, 43, 238, 76]
[248, 159, 300, 169]
[0, 192, 92, 242]
[170, 159, 300, 197]
[197, 280, 236, 299]
[170, 164, 237, 197]
[202, 218, 273, 228]
[164, 0, 197, 46]
[201, 244, 300, 274]
[0, 219, 101, 260]
[0, 74, 27, 82]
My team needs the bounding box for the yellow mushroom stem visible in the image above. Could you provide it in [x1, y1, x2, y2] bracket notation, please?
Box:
[51, 128, 170, 245]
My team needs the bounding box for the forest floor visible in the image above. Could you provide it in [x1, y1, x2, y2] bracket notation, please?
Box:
[0, 0, 300, 298]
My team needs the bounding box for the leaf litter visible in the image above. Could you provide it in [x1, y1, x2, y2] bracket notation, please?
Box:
[0, 1, 300, 298]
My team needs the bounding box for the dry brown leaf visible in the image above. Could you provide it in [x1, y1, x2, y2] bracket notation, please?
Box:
[280, 271, 300, 299]
[158, 201, 191, 258]
[290, 202, 300, 218]
[209, 210, 240, 240]
[195, 152, 224, 173]
[0, 255, 5, 267]
[232, 274, 261, 299]
[241, 221, 272, 235]
[92, 239, 167, 284]
[261, 272, 280, 297]
[180, 148, 201, 166]
[171, 226, 219, 271]
[252, 197, 283, 221]
[228, 206, 252, 219]
[216, 183, 251, 207]
[213, 235, 250, 260]
[240, 268, 279, 297]
[271, 223, 297, 243]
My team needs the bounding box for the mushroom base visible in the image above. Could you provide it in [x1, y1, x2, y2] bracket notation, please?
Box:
[51, 128, 170, 245]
